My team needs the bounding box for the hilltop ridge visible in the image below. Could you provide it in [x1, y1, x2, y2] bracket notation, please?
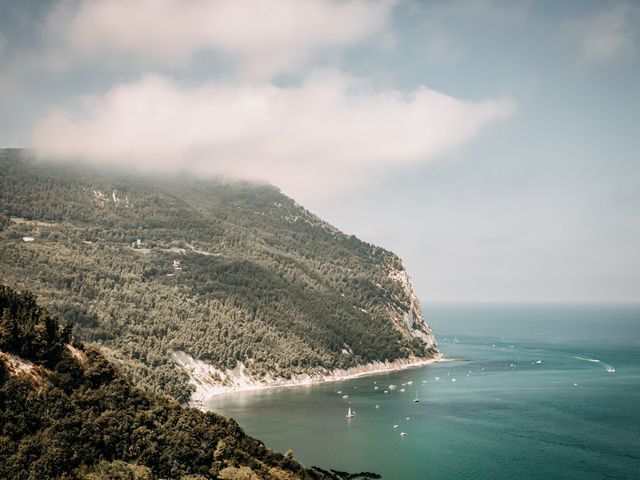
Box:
[0, 149, 438, 405]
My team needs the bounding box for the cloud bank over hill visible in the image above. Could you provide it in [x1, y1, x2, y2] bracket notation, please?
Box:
[31, 71, 514, 199]
[17, 0, 514, 199]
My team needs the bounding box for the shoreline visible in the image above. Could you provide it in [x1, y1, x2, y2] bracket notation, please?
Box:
[181, 352, 444, 410]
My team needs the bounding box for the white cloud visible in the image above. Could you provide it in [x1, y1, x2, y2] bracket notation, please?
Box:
[31, 71, 514, 201]
[45, 0, 395, 76]
[566, 3, 638, 65]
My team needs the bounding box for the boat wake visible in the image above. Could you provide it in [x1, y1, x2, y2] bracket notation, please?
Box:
[574, 356, 615, 373]
[574, 356, 600, 363]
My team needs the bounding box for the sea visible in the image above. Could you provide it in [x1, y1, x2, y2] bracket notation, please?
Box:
[208, 303, 640, 480]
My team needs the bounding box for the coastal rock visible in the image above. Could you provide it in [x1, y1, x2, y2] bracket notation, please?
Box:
[388, 264, 437, 350]
[173, 350, 443, 409]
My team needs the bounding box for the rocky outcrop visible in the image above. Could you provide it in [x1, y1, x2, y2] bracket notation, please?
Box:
[388, 264, 437, 350]
[173, 350, 442, 409]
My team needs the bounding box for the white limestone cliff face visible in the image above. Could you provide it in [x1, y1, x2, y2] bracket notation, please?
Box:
[388, 265, 437, 350]
[172, 350, 442, 409]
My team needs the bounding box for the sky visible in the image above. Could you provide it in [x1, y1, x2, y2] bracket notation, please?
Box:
[0, 0, 638, 302]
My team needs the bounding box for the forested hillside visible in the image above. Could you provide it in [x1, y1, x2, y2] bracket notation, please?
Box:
[0, 285, 381, 479]
[0, 150, 437, 403]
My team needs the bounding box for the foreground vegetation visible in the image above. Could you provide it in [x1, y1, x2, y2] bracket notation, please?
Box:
[0, 150, 437, 402]
[0, 285, 381, 479]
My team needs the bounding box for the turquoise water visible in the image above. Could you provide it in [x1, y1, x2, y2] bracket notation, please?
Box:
[208, 303, 640, 479]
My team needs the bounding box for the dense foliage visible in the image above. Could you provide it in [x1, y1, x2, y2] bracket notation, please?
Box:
[0, 150, 436, 402]
[0, 287, 72, 368]
[0, 285, 381, 480]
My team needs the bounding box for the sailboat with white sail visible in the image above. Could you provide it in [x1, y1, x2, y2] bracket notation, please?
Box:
[346, 406, 355, 418]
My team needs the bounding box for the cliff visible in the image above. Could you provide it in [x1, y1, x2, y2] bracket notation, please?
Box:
[0, 149, 438, 405]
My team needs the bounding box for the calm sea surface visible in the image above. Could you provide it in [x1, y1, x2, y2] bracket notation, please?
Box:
[208, 303, 640, 480]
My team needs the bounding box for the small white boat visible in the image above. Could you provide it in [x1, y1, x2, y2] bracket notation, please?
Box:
[342, 395, 349, 399]
[393, 424, 399, 428]
[388, 384, 397, 390]
[346, 407, 355, 418]
[400, 432, 407, 436]
[413, 389, 419, 403]
[399, 388, 406, 392]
